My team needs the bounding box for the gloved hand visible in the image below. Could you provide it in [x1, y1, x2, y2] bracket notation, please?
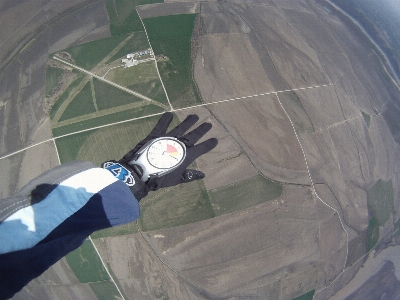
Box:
[102, 112, 217, 200]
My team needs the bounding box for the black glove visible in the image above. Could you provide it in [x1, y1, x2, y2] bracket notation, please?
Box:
[102, 112, 217, 200]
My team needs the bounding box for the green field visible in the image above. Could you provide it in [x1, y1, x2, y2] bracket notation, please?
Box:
[93, 78, 143, 110]
[144, 14, 202, 108]
[49, 73, 86, 119]
[105, 0, 162, 36]
[104, 61, 158, 87]
[367, 179, 394, 226]
[48, 30, 168, 139]
[55, 115, 167, 164]
[105, 31, 149, 64]
[209, 175, 283, 216]
[75, 114, 167, 164]
[53, 104, 165, 137]
[367, 216, 379, 252]
[102, 62, 168, 106]
[89, 280, 122, 300]
[138, 179, 214, 231]
[66, 241, 122, 299]
[128, 79, 168, 104]
[63, 34, 128, 70]
[65, 240, 110, 283]
[55, 130, 92, 163]
[59, 81, 96, 121]
[45, 65, 64, 96]
[292, 290, 315, 300]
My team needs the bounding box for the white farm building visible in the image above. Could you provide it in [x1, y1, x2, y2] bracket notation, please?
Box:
[121, 56, 138, 68]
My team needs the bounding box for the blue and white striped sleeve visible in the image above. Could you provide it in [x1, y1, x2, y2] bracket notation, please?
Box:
[0, 161, 141, 298]
[0, 167, 139, 255]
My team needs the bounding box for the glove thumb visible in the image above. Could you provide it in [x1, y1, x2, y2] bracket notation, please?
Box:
[181, 169, 205, 183]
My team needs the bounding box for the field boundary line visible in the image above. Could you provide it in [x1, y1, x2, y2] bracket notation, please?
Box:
[173, 84, 332, 112]
[88, 236, 126, 300]
[54, 111, 167, 139]
[275, 92, 350, 291]
[53, 101, 150, 129]
[52, 139, 61, 164]
[0, 138, 55, 160]
[137, 9, 174, 111]
[0, 83, 331, 161]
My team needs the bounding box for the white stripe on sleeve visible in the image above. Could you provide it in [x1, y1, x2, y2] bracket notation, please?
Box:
[0, 168, 118, 254]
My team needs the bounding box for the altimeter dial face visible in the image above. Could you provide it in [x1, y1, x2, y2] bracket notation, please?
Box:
[147, 138, 185, 169]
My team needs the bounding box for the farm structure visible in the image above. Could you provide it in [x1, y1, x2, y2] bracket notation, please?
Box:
[122, 49, 153, 68]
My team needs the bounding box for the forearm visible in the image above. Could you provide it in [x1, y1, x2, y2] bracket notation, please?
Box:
[0, 161, 140, 298]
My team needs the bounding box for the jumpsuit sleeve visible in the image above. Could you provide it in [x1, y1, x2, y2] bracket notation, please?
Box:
[0, 161, 140, 299]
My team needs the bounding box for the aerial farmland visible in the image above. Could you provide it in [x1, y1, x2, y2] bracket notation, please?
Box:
[1, 0, 400, 299]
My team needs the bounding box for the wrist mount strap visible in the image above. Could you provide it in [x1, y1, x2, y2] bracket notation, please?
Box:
[101, 160, 148, 200]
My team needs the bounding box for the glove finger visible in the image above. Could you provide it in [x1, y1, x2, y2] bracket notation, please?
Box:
[146, 177, 159, 191]
[184, 138, 218, 164]
[181, 169, 205, 183]
[167, 114, 199, 138]
[179, 122, 212, 147]
[149, 112, 174, 136]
